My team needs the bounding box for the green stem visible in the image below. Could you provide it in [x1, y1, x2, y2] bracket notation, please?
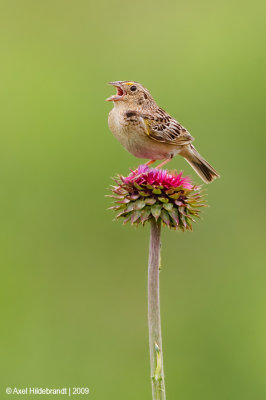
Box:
[148, 219, 166, 400]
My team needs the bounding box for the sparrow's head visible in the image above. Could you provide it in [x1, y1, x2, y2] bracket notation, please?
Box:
[106, 81, 155, 108]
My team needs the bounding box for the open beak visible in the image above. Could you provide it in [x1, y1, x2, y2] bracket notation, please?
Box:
[106, 81, 125, 101]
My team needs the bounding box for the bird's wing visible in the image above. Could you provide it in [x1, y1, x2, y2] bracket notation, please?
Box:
[138, 108, 194, 145]
[124, 108, 194, 145]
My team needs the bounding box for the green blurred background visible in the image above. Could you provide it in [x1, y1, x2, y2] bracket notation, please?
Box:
[0, 1, 265, 399]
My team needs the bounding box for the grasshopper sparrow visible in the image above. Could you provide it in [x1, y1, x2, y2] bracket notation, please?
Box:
[106, 81, 219, 183]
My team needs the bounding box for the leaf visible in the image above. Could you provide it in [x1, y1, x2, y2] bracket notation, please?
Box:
[169, 208, 179, 226]
[173, 186, 183, 192]
[151, 204, 162, 220]
[152, 188, 162, 194]
[134, 182, 143, 190]
[189, 203, 206, 208]
[122, 212, 133, 224]
[163, 203, 174, 212]
[174, 200, 184, 207]
[127, 194, 140, 201]
[133, 200, 146, 210]
[106, 194, 125, 199]
[161, 209, 170, 226]
[146, 184, 154, 190]
[145, 198, 157, 205]
[108, 205, 126, 211]
[140, 206, 151, 223]
[116, 210, 128, 218]
[125, 203, 135, 212]
[131, 210, 141, 223]
[178, 206, 187, 216]
[117, 198, 131, 204]
[139, 191, 150, 197]
[165, 189, 175, 195]
[158, 197, 169, 203]
[179, 213, 187, 229]
[187, 215, 196, 223]
[185, 217, 193, 231]
[169, 192, 181, 200]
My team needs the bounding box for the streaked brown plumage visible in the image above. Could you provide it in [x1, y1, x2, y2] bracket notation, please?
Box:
[106, 81, 220, 183]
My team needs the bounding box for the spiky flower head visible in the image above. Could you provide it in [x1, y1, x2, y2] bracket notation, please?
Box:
[109, 165, 206, 231]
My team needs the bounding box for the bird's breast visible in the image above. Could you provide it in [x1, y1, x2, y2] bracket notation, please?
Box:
[108, 108, 142, 144]
[108, 108, 179, 160]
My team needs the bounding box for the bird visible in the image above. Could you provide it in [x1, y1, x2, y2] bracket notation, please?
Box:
[106, 81, 219, 183]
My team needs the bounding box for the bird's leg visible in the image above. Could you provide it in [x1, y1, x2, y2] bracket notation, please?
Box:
[155, 156, 173, 169]
[145, 160, 156, 167]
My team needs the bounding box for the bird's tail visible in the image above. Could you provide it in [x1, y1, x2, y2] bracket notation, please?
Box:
[181, 144, 220, 184]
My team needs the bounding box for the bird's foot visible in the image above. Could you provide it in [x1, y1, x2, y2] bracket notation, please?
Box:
[131, 160, 156, 175]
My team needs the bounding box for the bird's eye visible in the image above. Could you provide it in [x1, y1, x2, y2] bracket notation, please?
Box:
[130, 85, 137, 92]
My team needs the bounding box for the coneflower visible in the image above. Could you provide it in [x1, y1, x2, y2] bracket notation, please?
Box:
[108, 165, 206, 400]
[110, 165, 205, 231]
